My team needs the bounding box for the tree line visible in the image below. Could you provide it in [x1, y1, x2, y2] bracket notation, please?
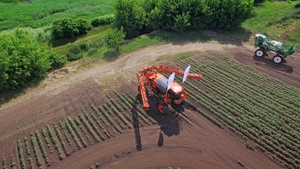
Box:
[114, 0, 254, 38]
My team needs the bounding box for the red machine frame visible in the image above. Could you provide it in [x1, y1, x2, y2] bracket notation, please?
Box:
[137, 65, 202, 111]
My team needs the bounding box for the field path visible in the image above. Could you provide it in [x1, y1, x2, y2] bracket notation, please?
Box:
[2, 41, 300, 111]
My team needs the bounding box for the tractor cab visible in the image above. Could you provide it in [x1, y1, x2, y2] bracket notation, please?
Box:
[167, 83, 187, 105]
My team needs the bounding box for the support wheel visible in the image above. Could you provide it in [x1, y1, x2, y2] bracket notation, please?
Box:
[273, 55, 283, 64]
[255, 49, 265, 57]
[156, 101, 169, 114]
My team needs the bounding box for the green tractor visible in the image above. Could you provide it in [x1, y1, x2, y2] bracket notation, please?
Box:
[254, 33, 296, 64]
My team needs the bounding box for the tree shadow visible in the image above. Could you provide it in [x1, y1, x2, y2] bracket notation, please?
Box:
[0, 79, 43, 107]
[137, 93, 181, 137]
[50, 37, 78, 48]
[253, 55, 294, 73]
[103, 49, 120, 61]
[148, 27, 252, 47]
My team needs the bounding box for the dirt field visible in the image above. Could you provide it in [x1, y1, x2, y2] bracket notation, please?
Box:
[1, 41, 299, 169]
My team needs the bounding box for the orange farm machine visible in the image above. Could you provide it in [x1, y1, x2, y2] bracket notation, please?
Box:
[137, 65, 202, 114]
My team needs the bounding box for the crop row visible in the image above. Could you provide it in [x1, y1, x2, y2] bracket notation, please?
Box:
[47, 125, 64, 160]
[54, 123, 70, 157]
[18, 140, 26, 169]
[182, 58, 300, 147]
[1, 94, 159, 169]
[184, 60, 298, 149]
[176, 57, 299, 168]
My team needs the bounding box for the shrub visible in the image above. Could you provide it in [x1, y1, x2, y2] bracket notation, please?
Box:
[52, 18, 91, 39]
[79, 42, 91, 51]
[52, 18, 79, 39]
[75, 18, 91, 34]
[48, 53, 67, 70]
[0, 29, 65, 91]
[67, 44, 83, 61]
[295, 2, 300, 8]
[91, 15, 115, 27]
[105, 28, 125, 51]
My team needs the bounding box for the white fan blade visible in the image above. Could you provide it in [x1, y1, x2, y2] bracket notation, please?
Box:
[167, 72, 175, 94]
[182, 65, 191, 83]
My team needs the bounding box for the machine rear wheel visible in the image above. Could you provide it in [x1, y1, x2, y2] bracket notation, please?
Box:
[273, 55, 283, 64]
[255, 49, 264, 57]
[156, 101, 169, 114]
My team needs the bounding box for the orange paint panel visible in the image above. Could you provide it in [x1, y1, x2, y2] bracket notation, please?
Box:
[170, 82, 183, 94]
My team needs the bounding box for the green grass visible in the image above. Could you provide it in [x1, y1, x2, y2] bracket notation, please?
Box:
[0, 0, 116, 30]
[242, 1, 300, 50]
[174, 53, 192, 62]
[52, 28, 214, 67]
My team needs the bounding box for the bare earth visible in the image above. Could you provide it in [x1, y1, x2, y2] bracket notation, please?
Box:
[1, 41, 299, 169]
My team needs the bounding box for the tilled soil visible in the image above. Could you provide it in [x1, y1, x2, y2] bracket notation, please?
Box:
[1, 41, 299, 169]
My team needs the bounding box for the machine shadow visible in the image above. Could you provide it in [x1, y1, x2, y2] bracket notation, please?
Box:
[130, 97, 143, 151]
[253, 55, 294, 73]
[137, 94, 181, 137]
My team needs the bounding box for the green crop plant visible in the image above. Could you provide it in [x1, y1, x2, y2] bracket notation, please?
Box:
[2, 158, 7, 169]
[90, 103, 101, 116]
[17, 140, 26, 169]
[109, 100, 131, 128]
[47, 125, 64, 160]
[41, 128, 52, 153]
[82, 109, 105, 141]
[24, 137, 31, 155]
[54, 123, 70, 157]
[35, 130, 50, 165]
[65, 120, 82, 149]
[123, 94, 152, 125]
[30, 137, 41, 166]
[10, 155, 16, 169]
[59, 121, 65, 129]
[98, 105, 122, 133]
[67, 117, 87, 148]
[74, 117, 81, 126]
[110, 99, 123, 111]
[79, 126, 92, 145]
[28, 158, 35, 169]
[63, 130, 73, 147]
[78, 114, 100, 142]
[96, 162, 100, 168]
[91, 113, 111, 138]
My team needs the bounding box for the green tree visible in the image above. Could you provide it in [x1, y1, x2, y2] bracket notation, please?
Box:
[0, 29, 66, 91]
[158, 0, 192, 31]
[114, 0, 146, 38]
[143, 0, 163, 31]
[105, 28, 125, 51]
[206, 0, 254, 29]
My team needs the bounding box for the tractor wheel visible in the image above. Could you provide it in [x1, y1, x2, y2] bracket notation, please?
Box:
[273, 55, 283, 64]
[255, 49, 264, 57]
[156, 101, 169, 114]
[138, 85, 148, 96]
